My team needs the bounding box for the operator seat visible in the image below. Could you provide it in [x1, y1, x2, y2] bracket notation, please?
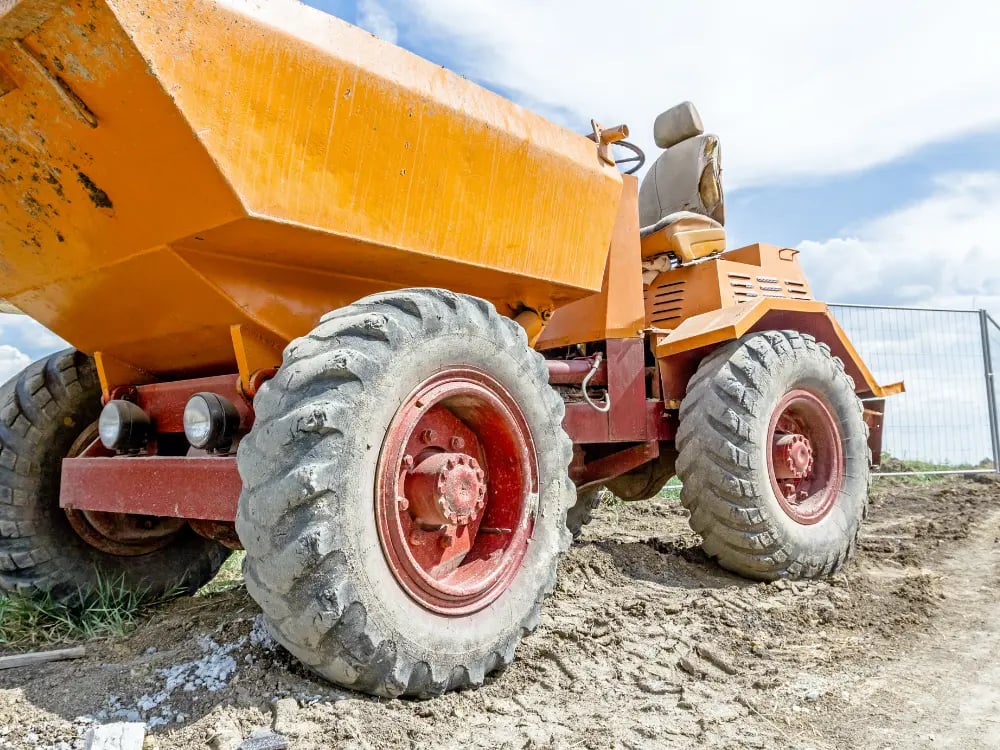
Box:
[637, 102, 726, 281]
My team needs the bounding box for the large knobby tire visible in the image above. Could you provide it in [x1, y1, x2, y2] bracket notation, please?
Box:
[0, 350, 229, 601]
[675, 331, 869, 580]
[236, 289, 574, 698]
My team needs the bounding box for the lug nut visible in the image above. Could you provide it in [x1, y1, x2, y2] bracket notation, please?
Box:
[420, 429, 435, 444]
[450, 436, 465, 450]
[397, 496, 410, 511]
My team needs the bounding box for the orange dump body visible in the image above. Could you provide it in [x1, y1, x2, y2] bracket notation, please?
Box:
[0, 0, 624, 378]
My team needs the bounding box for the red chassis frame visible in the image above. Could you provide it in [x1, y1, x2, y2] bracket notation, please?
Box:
[59, 339, 670, 533]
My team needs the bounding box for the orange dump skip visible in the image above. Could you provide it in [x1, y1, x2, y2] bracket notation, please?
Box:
[0, 0, 623, 377]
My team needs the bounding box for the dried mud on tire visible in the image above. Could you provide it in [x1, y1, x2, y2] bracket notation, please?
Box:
[2, 474, 999, 749]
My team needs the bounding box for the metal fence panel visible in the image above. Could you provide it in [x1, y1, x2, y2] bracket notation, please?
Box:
[987, 313, 1000, 467]
[830, 305, 994, 469]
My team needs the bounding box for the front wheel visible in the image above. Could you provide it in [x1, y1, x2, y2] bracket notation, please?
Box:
[675, 330, 869, 580]
[236, 289, 574, 697]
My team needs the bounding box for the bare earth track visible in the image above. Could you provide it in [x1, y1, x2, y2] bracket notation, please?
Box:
[1, 475, 998, 749]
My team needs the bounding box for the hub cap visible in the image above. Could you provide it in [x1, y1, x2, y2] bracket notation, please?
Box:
[766, 389, 843, 525]
[376, 369, 537, 615]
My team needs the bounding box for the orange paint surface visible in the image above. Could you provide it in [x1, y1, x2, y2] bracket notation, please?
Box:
[0, 0, 622, 378]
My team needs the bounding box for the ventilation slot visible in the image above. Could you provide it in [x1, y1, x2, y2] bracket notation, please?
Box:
[647, 279, 686, 325]
[784, 279, 812, 298]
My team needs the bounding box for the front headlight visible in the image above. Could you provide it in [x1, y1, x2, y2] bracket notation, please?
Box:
[98, 400, 151, 452]
[183, 392, 240, 451]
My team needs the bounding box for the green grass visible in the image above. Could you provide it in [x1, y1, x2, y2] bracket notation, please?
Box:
[659, 476, 682, 501]
[196, 550, 245, 597]
[875, 454, 996, 485]
[599, 488, 625, 523]
[0, 572, 173, 648]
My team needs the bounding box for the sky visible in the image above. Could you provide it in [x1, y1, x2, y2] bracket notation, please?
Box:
[2, 0, 999, 462]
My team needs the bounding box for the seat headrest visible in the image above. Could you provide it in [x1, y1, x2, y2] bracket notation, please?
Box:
[653, 102, 704, 149]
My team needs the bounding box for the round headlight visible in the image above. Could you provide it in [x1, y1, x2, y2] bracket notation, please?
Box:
[99, 400, 151, 452]
[184, 393, 240, 451]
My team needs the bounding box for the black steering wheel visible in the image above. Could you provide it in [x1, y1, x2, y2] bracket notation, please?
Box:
[613, 141, 646, 175]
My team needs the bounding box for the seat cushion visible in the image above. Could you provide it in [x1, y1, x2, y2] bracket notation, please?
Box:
[640, 211, 726, 268]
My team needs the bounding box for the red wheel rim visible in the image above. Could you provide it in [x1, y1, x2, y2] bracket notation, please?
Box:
[766, 389, 843, 525]
[375, 369, 537, 615]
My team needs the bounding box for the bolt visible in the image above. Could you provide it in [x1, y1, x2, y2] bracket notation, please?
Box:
[420, 429, 435, 444]
[450, 436, 465, 450]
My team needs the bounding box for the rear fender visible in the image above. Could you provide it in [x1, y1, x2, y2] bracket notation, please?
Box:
[653, 298, 904, 402]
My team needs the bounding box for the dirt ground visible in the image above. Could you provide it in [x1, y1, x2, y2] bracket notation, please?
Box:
[1, 474, 999, 749]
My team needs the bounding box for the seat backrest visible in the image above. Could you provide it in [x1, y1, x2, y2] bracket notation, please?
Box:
[638, 133, 725, 228]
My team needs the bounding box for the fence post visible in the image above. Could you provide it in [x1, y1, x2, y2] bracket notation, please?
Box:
[979, 310, 1000, 473]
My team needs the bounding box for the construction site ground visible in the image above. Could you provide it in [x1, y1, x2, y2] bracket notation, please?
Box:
[1, 474, 998, 749]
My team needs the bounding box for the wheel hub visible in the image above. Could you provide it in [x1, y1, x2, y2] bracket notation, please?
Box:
[772, 433, 814, 479]
[406, 452, 486, 527]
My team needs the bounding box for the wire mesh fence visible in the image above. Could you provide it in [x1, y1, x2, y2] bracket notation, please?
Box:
[829, 304, 1000, 474]
[986, 313, 1000, 469]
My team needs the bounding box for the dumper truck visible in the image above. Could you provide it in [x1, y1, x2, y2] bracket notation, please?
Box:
[0, 0, 900, 697]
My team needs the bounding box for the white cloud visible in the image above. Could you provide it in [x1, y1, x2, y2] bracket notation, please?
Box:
[399, 0, 1000, 188]
[0, 313, 68, 353]
[0, 345, 30, 387]
[357, 0, 398, 44]
[799, 172, 1000, 317]
[801, 174, 1000, 466]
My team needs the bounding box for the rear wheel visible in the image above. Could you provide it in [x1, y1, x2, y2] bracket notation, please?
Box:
[236, 289, 574, 697]
[0, 350, 229, 601]
[675, 331, 869, 580]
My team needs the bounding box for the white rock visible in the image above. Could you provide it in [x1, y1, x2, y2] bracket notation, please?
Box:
[82, 722, 146, 750]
